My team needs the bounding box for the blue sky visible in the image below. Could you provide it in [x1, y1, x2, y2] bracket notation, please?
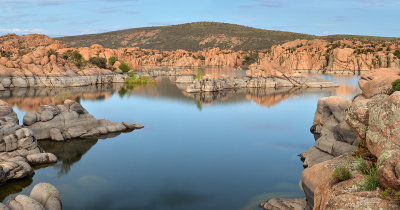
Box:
[0, 0, 399, 37]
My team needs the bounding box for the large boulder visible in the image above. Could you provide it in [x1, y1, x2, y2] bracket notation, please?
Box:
[301, 96, 357, 167]
[30, 183, 62, 210]
[358, 68, 400, 98]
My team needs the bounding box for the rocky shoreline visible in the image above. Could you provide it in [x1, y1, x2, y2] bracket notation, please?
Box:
[0, 99, 142, 186]
[260, 68, 400, 209]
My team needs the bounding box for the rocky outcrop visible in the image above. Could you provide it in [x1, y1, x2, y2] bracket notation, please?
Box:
[345, 91, 400, 191]
[185, 76, 338, 93]
[300, 96, 357, 167]
[2, 182, 62, 210]
[301, 155, 400, 210]
[0, 100, 57, 184]
[357, 68, 400, 98]
[23, 100, 143, 141]
[266, 39, 400, 71]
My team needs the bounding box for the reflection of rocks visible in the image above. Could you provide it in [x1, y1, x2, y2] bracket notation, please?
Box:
[23, 100, 142, 141]
[0, 84, 123, 112]
[0, 177, 33, 202]
[3, 182, 62, 210]
[185, 76, 337, 93]
[0, 100, 57, 184]
[184, 87, 339, 107]
[39, 133, 121, 176]
[300, 96, 357, 168]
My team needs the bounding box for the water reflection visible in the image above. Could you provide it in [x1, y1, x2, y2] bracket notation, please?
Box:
[0, 176, 33, 202]
[38, 133, 123, 177]
[0, 76, 359, 113]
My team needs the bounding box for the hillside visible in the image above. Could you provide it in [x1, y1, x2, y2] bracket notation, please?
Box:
[55, 22, 400, 51]
[55, 22, 319, 51]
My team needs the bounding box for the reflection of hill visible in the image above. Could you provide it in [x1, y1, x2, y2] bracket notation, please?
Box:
[0, 84, 123, 112]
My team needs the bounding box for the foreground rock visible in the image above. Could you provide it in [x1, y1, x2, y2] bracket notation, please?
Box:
[302, 155, 399, 210]
[0, 100, 57, 184]
[300, 96, 357, 167]
[3, 182, 62, 210]
[23, 100, 143, 141]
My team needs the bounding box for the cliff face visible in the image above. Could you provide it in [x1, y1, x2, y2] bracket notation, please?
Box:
[266, 39, 400, 71]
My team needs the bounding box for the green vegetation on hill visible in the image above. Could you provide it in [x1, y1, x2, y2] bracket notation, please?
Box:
[55, 22, 400, 51]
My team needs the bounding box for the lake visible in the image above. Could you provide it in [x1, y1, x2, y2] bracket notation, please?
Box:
[0, 74, 360, 210]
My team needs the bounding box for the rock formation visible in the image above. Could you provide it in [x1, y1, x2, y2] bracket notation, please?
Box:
[2, 182, 62, 210]
[345, 68, 400, 191]
[300, 96, 357, 167]
[261, 68, 400, 209]
[0, 100, 57, 184]
[23, 100, 143, 141]
[185, 76, 338, 93]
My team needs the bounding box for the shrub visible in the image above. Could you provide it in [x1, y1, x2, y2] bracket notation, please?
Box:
[392, 79, 400, 91]
[89, 57, 107, 69]
[332, 167, 351, 182]
[124, 71, 155, 90]
[243, 51, 259, 65]
[108, 56, 116, 66]
[119, 61, 131, 72]
[48, 49, 58, 57]
[394, 50, 400, 59]
[63, 50, 85, 69]
[195, 70, 204, 80]
[395, 191, 400, 199]
[382, 188, 392, 197]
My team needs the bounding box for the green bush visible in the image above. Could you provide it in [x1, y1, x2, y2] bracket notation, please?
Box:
[382, 188, 392, 197]
[394, 50, 400, 59]
[89, 57, 107, 69]
[48, 49, 58, 57]
[332, 167, 351, 182]
[119, 61, 131, 72]
[392, 79, 400, 91]
[195, 70, 204, 80]
[108, 56, 117, 66]
[63, 50, 85, 69]
[243, 51, 259, 65]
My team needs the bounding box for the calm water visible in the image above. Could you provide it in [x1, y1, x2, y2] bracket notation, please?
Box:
[1, 74, 360, 210]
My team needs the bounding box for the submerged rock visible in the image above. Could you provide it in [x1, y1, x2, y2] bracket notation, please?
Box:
[24, 100, 140, 141]
[259, 198, 307, 210]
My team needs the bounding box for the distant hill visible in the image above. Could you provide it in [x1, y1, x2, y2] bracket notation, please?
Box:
[55, 22, 400, 51]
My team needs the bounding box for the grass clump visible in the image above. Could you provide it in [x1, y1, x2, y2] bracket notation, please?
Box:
[108, 56, 117, 66]
[392, 79, 400, 92]
[381, 188, 392, 198]
[119, 61, 131, 72]
[332, 167, 351, 182]
[395, 191, 400, 199]
[354, 155, 369, 175]
[89, 57, 107, 69]
[356, 159, 381, 191]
